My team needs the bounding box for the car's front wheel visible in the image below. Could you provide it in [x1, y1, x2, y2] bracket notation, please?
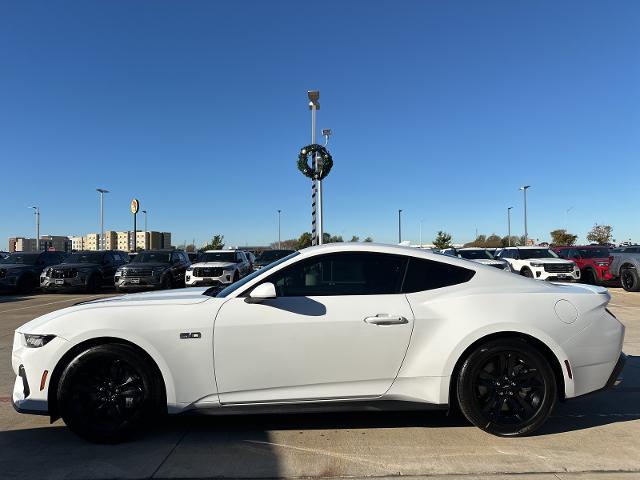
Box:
[456, 338, 557, 436]
[57, 344, 163, 443]
[520, 268, 534, 278]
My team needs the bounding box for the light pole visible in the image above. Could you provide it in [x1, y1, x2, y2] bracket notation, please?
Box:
[141, 210, 148, 249]
[308, 90, 321, 245]
[519, 185, 531, 245]
[507, 207, 513, 246]
[398, 209, 403, 243]
[96, 189, 109, 250]
[419, 219, 425, 248]
[277, 209, 281, 249]
[29, 206, 40, 252]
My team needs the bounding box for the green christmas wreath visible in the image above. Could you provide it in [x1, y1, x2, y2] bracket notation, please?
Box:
[297, 144, 333, 180]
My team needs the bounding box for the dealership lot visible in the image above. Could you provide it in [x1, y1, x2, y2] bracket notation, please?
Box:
[0, 289, 638, 479]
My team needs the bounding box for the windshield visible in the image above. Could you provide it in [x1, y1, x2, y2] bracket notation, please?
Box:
[199, 252, 237, 263]
[63, 252, 103, 264]
[0, 253, 40, 265]
[577, 248, 609, 258]
[206, 251, 299, 298]
[131, 252, 171, 264]
[459, 250, 494, 260]
[256, 250, 295, 263]
[519, 249, 559, 259]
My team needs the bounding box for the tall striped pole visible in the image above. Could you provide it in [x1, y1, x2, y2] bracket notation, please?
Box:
[308, 91, 322, 245]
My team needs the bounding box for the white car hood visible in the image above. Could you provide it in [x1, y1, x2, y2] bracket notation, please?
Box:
[17, 287, 214, 334]
[528, 258, 574, 264]
[471, 259, 506, 266]
[191, 262, 236, 268]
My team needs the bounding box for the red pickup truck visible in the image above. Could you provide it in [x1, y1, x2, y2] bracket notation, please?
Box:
[552, 245, 615, 285]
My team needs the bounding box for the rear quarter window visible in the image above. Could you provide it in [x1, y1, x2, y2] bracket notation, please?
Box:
[402, 258, 475, 293]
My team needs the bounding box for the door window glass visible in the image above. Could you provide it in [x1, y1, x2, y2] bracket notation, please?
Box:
[266, 252, 407, 297]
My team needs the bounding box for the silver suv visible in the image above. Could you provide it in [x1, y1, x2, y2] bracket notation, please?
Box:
[608, 245, 640, 291]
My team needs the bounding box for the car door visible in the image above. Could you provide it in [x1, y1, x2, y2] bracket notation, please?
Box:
[214, 252, 414, 404]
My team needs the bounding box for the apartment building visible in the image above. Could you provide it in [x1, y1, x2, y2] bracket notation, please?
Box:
[8, 236, 72, 253]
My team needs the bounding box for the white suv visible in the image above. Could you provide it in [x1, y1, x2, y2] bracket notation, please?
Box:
[497, 246, 580, 281]
[185, 250, 251, 287]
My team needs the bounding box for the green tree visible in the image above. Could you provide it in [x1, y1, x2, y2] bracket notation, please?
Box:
[433, 231, 453, 249]
[586, 224, 613, 245]
[323, 232, 343, 243]
[184, 244, 196, 252]
[550, 229, 578, 246]
[202, 234, 225, 250]
[350, 235, 360, 242]
[270, 239, 298, 249]
[363, 236, 373, 242]
[500, 235, 520, 247]
[485, 234, 502, 248]
[297, 232, 312, 250]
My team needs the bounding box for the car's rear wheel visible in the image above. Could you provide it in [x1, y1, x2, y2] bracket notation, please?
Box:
[456, 338, 557, 436]
[621, 267, 640, 292]
[57, 344, 162, 443]
[16, 274, 36, 294]
[233, 271, 240, 283]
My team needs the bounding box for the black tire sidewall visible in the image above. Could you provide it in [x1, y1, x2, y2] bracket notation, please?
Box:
[521, 268, 534, 278]
[456, 338, 557, 437]
[57, 344, 159, 443]
[621, 268, 640, 292]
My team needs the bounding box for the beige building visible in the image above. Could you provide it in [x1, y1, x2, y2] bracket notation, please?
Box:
[85, 233, 100, 251]
[103, 231, 118, 250]
[8, 236, 71, 253]
[70, 236, 87, 251]
[116, 231, 131, 251]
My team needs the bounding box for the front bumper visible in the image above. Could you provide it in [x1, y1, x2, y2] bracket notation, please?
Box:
[185, 273, 233, 286]
[41, 275, 89, 291]
[531, 266, 580, 282]
[115, 275, 162, 290]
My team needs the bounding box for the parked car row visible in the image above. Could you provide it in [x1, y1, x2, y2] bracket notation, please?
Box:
[439, 244, 640, 292]
[0, 248, 297, 294]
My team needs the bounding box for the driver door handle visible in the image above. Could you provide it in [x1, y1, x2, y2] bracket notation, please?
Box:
[364, 314, 408, 326]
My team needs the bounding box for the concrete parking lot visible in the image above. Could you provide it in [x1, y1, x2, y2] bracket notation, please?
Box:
[0, 288, 639, 480]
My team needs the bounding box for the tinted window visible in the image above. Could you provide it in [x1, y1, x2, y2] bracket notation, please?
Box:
[402, 258, 475, 293]
[266, 252, 407, 297]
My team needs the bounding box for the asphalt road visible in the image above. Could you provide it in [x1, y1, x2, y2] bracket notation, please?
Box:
[0, 288, 639, 480]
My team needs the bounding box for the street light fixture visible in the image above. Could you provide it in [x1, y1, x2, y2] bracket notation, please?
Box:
[519, 185, 531, 245]
[398, 209, 403, 243]
[96, 189, 109, 250]
[507, 207, 513, 246]
[277, 210, 282, 249]
[29, 206, 40, 252]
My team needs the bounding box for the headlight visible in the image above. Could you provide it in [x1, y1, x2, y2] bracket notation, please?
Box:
[23, 334, 56, 348]
[186, 267, 194, 272]
[530, 262, 544, 267]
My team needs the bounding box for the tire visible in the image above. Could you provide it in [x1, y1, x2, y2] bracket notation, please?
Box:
[456, 338, 557, 437]
[233, 271, 240, 283]
[621, 267, 640, 292]
[520, 268, 534, 278]
[582, 269, 596, 285]
[86, 274, 100, 293]
[16, 274, 36, 294]
[160, 275, 172, 290]
[56, 344, 163, 443]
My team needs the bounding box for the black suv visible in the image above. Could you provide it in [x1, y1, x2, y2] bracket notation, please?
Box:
[40, 250, 129, 293]
[114, 250, 190, 292]
[0, 251, 67, 293]
[253, 249, 296, 271]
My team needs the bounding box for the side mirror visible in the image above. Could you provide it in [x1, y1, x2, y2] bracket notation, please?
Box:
[245, 282, 276, 303]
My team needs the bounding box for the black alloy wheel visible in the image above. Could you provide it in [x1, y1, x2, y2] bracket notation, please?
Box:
[521, 268, 534, 278]
[456, 339, 556, 436]
[621, 268, 640, 292]
[57, 344, 162, 443]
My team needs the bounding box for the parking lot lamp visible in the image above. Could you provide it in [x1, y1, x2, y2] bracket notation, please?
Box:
[277, 209, 281, 249]
[398, 209, 403, 243]
[519, 185, 531, 245]
[142, 210, 148, 248]
[507, 207, 513, 246]
[29, 206, 40, 252]
[96, 189, 109, 250]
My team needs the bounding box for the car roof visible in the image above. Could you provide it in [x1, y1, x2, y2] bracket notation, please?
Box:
[503, 246, 548, 249]
[204, 249, 239, 253]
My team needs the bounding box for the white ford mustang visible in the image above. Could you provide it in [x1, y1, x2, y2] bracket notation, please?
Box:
[12, 243, 626, 442]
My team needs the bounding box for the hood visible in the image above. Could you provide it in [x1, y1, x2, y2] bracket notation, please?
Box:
[54, 262, 100, 269]
[16, 287, 214, 334]
[191, 261, 236, 268]
[528, 258, 574, 264]
[471, 259, 507, 266]
[121, 262, 169, 269]
[0, 264, 36, 271]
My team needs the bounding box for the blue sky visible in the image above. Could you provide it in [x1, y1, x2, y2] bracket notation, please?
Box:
[1, 1, 638, 248]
